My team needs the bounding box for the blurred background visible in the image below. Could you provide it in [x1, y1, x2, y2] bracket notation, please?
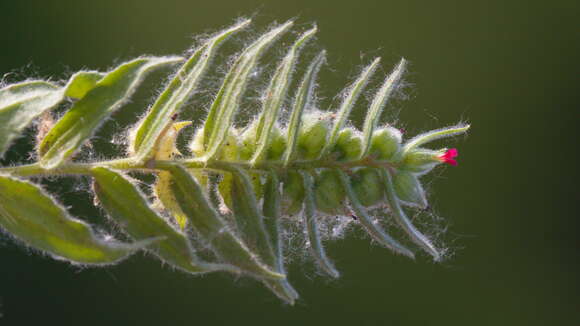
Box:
[0, 1, 578, 325]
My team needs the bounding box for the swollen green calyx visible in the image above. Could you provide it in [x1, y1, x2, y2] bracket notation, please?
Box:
[0, 19, 469, 305]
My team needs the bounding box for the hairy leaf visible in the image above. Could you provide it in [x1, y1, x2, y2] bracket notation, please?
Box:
[0, 174, 149, 264]
[202, 20, 293, 161]
[131, 19, 250, 161]
[338, 170, 415, 258]
[38, 56, 181, 169]
[251, 26, 317, 164]
[322, 57, 381, 157]
[302, 171, 340, 278]
[163, 164, 284, 280]
[381, 168, 440, 260]
[0, 81, 62, 158]
[91, 167, 234, 274]
[360, 58, 406, 158]
[282, 50, 326, 166]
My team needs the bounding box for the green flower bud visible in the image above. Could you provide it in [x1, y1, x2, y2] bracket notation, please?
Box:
[239, 120, 259, 161]
[400, 148, 445, 174]
[351, 168, 384, 207]
[297, 111, 331, 160]
[266, 125, 287, 160]
[333, 128, 362, 161]
[314, 169, 347, 215]
[282, 171, 305, 216]
[392, 170, 428, 209]
[370, 127, 402, 160]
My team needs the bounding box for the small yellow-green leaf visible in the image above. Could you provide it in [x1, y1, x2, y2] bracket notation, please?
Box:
[92, 167, 231, 274]
[131, 19, 250, 162]
[64, 71, 105, 99]
[152, 121, 192, 229]
[0, 81, 62, 158]
[0, 174, 146, 264]
[38, 56, 181, 169]
[164, 164, 284, 280]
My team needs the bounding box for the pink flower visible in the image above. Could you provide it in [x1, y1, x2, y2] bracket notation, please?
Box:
[439, 148, 458, 166]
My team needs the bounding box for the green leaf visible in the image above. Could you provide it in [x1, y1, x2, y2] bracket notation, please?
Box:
[230, 168, 298, 304]
[251, 26, 317, 165]
[337, 170, 415, 258]
[302, 171, 340, 278]
[401, 124, 470, 155]
[64, 71, 105, 99]
[321, 57, 381, 157]
[0, 174, 148, 264]
[164, 164, 284, 280]
[202, 20, 294, 161]
[360, 58, 406, 159]
[38, 56, 181, 169]
[282, 50, 326, 166]
[91, 167, 232, 274]
[131, 19, 250, 162]
[380, 168, 440, 260]
[392, 170, 428, 209]
[0, 81, 62, 158]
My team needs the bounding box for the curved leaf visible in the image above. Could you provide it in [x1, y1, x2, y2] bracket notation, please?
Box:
[229, 168, 298, 303]
[0, 174, 148, 264]
[381, 168, 440, 260]
[337, 170, 415, 258]
[0, 81, 62, 158]
[92, 167, 232, 274]
[131, 19, 250, 161]
[302, 171, 340, 278]
[163, 164, 284, 280]
[202, 20, 294, 161]
[38, 56, 181, 169]
[321, 57, 381, 157]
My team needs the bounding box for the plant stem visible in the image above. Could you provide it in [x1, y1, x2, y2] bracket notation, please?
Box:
[0, 156, 397, 177]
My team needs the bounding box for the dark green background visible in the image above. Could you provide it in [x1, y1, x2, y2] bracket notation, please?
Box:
[1, 1, 578, 325]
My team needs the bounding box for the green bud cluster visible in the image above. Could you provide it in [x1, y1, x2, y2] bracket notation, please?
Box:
[0, 19, 469, 304]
